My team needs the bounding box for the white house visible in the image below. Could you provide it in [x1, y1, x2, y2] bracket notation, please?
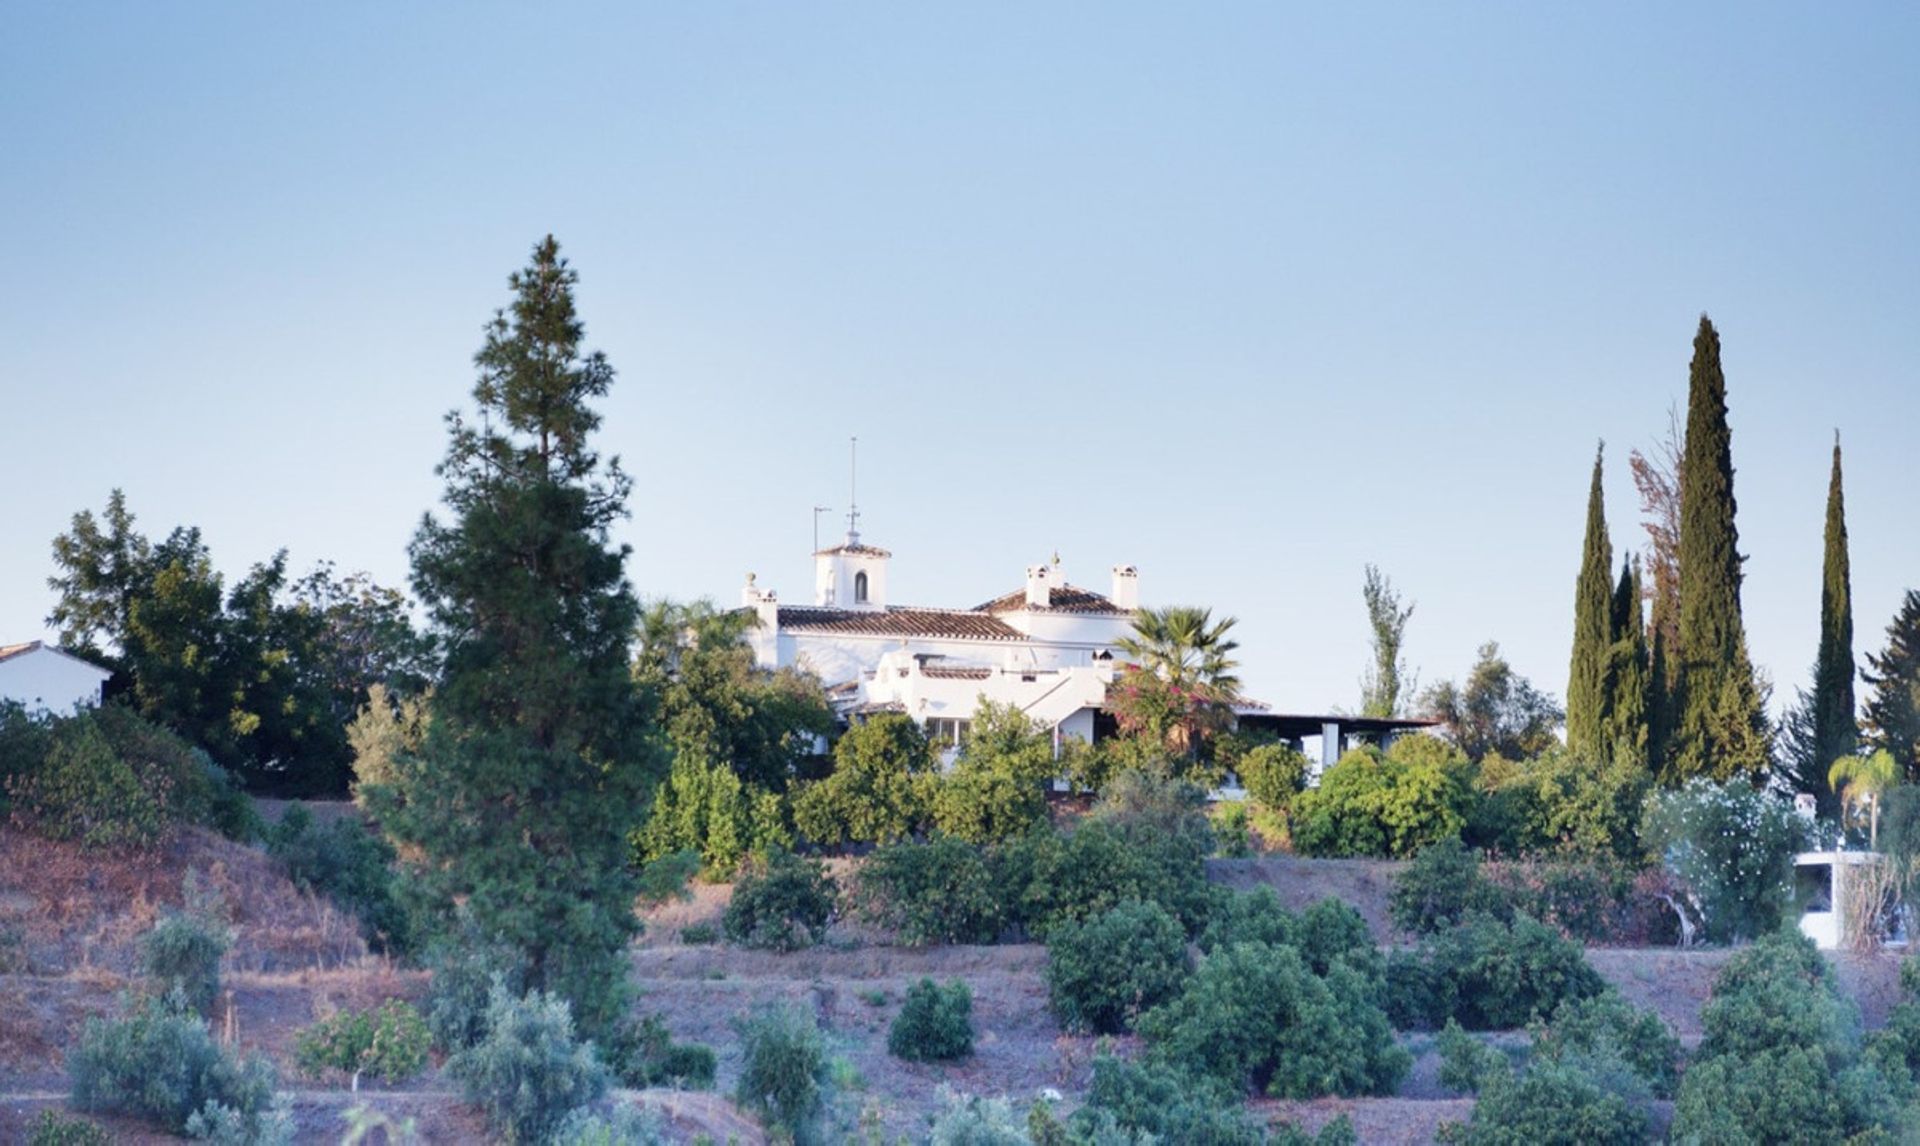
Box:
[0, 642, 113, 714]
[739, 525, 1432, 765]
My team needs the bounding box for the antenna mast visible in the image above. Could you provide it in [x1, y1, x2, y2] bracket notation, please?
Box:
[812, 506, 832, 554]
[846, 436, 861, 544]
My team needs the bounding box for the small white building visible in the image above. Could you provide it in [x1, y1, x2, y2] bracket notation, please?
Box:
[0, 641, 113, 714]
[1795, 850, 1903, 951]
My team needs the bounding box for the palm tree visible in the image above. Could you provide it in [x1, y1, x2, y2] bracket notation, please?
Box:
[1830, 748, 1897, 850]
[1116, 606, 1242, 698]
[1112, 606, 1242, 757]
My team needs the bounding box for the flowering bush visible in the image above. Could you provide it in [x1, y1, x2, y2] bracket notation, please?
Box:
[1640, 780, 1802, 944]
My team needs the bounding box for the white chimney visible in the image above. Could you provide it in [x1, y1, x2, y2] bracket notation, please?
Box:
[1111, 564, 1139, 611]
[1025, 563, 1052, 608]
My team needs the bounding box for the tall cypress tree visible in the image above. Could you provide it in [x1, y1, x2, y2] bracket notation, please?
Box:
[1567, 443, 1614, 760]
[377, 236, 659, 1038]
[1673, 315, 1770, 780]
[1809, 433, 1857, 801]
[1864, 591, 1920, 783]
[1602, 556, 1651, 767]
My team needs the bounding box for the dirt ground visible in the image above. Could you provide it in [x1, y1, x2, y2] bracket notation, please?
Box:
[2, 827, 1912, 1144]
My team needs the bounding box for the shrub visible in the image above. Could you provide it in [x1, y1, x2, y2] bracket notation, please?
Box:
[140, 910, 231, 1017]
[1290, 745, 1469, 859]
[10, 715, 171, 849]
[266, 804, 410, 954]
[723, 847, 837, 951]
[1391, 838, 1502, 935]
[422, 932, 529, 1052]
[1641, 779, 1802, 943]
[926, 1089, 1030, 1146]
[293, 1000, 432, 1084]
[1531, 993, 1680, 1099]
[184, 1096, 296, 1145]
[1436, 1020, 1503, 1094]
[733, 1003, 830, 1146]
[606, 1014, 716, 1090]
[1014, 811, 1212, 939]
[678, 922, 718, 945]
[791, 713, 937, 847]
[446, 983, 609, 1146]
[1069, 1055, 1269, 1144]
[1390, 913, 1605, 1031]
[1236, 741, 1311, 812]
[1046, 899, 1189, 1035]
[548, 1102, 669, 1146]
[930, 700, 1056, 845]
[635, 756, 790, 879]
[888, 978, 974, 1062]
[1210, 800, 1253, 857]
[24, 1111, 113, 1146]
[69, 992, 279, 1137]
[1137, 941, 1409, 1098]
[1437, 1054, 1646, 1146]
[851, 835, 1006, 946]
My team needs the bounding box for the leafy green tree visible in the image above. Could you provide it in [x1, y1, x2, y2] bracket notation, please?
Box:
[1112, 605, 1241, 757]
[373, 236, 656, 1040]
[1045, 899, 1190, 1035]
[1673, 315, 1771, 781]
[1566, 444, 1614, 761]
[791, 713, 936, 846]
[1360, 565, 1415, 717]
[1421, 642, 1563, 763]
[1601, 558, 1652, 767]
[1290, 741, 1470, 859]
[1641, 780, 1800, 943]
[932, 699, 1055, 844]
[1863, 590, 1920, 783]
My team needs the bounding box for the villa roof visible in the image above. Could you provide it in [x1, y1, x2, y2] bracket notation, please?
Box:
[775, 606, 1023, 642]
[813, 543, 893, 558]
[920, 665, 994, 681]
[976, 583, 1132, 616]
[0, 641, 113, 676]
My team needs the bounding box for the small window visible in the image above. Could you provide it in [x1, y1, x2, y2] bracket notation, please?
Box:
[854, 571, 869, 603]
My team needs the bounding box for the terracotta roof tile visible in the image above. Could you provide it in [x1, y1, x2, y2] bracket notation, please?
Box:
[976, 583, 1132, 616]
[776, 606, 1023, 641]
[921, 665, 994, 680]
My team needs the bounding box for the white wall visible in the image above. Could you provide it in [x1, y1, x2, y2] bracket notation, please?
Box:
[0, 647, 110, 714]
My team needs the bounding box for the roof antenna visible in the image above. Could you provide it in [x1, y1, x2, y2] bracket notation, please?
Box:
[846, 436, 861, 545]
[812, 506, 832, 554]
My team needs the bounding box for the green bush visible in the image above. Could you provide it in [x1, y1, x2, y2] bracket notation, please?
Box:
[1210, 800, 1254, 857]
[266, 804, 411, 954]
[1670, 930, 1900, 1144]
[606, 1014, 715, 1090]
[548, 1102, 669, 1145]
[1014, 818, 1210, 940]
[1046, 899, 1189, 1035]
[24, 1111, 113, 1146]
[888, 978, 974, 1062]
[791, 713, 937, 847]
[1068, 1055, 1269, 1144]
[69, 992, 279, 1137]
[930, 700, 1056, 845]
[183, 1096, 296, 1145]
[723, 847, 837, 951]
[1290, 745, 1470, 859]
[926, 1089, 1031, 1145]
[1391, 838, 1503, 935]
[446, 983, 609, 1146]
[679, 922, 718, 945]
[1389, 913, 1604, 1031]
[1531, 993, 1679, 1099]
[1235, 741, 1311, 812]
[422, 931, 529, 1052]
[293, 999, 431, 1084]
[634, 756, 790, 879]
[733, 1003, 830, 1146]
[1137, 941, 1409, 1098]
[1641, 779, 1802, 943]
[1437, 1054, 1647, 1146]
[140, 911, 231, 1016]
[850, 835, 1007, 946]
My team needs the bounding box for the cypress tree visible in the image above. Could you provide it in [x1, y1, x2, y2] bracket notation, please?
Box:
[377, 236, 659, 1038]
[1673, 315, 1770, 780]
[1602, 556, 1651, 767]
[1567, 443, 1614, 760]
[1809, 433, 1857, 803]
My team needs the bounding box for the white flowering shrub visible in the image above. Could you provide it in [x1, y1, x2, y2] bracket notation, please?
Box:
[1641, 780, 1803, 943]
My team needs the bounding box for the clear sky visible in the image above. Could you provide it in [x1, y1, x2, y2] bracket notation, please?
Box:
[4, 4, 1917, 718]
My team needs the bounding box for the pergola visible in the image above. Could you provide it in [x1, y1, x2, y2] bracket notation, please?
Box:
[1233, 710, 1444, 774]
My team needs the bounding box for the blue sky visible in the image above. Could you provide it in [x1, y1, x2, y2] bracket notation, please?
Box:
[4, 4, 1917, 717]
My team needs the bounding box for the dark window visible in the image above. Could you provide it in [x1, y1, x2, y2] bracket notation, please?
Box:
[855, 571, 869, 603]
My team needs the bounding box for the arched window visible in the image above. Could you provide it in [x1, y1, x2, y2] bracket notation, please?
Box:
[854, 571, 869, 604]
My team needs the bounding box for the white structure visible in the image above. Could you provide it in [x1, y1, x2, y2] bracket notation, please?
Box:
[0, 642, 113, 714]
[743, 528, 1138, 753]
[1795, 850, 1903, 950]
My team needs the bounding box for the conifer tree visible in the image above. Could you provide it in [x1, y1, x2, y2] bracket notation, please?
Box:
[377, 236, 657, 1038]
[1566, 444, 1613, 760]
[1672, 316, 1770, 780]
[1602, 556, 1651, 766]
[1864, 591, 1920, 783]
[1810, 434, 1858, 800]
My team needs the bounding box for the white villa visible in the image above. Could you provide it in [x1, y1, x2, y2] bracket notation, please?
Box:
[739, 524, 1430, 767]
[0, 641, 113, 714]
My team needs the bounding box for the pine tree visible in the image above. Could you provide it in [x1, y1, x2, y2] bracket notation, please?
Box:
[1566, 444, 1614, 759]
[1602, 556, 1651, 767]
[1864, 591, 1920, 783]
[1672, 315, 1770, 780]
[1809, 433, 1857, 804]
[379, 237, 658, 1038]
